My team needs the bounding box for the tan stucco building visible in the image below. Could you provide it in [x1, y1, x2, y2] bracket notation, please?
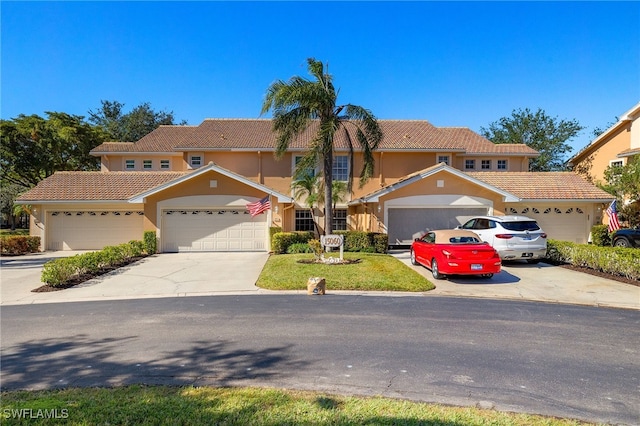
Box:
[18, 119, 613, 251]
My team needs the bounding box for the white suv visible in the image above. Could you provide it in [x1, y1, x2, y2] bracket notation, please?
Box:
[457, 215, 547, 263]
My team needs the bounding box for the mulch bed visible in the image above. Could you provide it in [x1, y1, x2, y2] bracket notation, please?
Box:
[557, 263, 639, 287]
[297, 258, 362, 265]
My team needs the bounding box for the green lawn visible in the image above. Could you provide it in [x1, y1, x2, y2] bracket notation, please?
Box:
[0, 385, 592, 425]
[256, 253, 434, 292]
[0, 229, 29, 237]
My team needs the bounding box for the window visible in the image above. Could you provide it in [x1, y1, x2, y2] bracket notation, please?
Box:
[125, 159, 135, 170]
[190, 155, 202, 168]
[160, 160, 170, 170]
[497, 159, 508, 170]
[610, 160, 624, 168]
[481, 160, 491, 170]
[332, 209, 347, 231]
[294, 156, 316, 177]
[295, 210, 315, 232]
[143, 160, 153, 170]
[465, 159, 475, 170]
[333, 156, 348, 181]
[437, 155, 450, 165]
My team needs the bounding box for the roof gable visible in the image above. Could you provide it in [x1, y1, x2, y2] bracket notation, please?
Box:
[568, 101, 640, 164]
[350, 163, 520, 204]
[128, 162, 292, 203]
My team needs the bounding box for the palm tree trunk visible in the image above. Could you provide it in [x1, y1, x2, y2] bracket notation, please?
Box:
[323, 154, 333, 235]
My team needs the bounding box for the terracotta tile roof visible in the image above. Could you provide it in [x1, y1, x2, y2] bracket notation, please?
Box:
[617, 147, 640, 157]
[467, 172, 613, 200]
[16, 171, 187, 202]
[92, 126, 198, 154]
[90, 119, 538, 154]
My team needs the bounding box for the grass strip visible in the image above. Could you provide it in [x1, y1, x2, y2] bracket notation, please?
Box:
[0, 385, 594, 425]
[256, 253, 434, 292]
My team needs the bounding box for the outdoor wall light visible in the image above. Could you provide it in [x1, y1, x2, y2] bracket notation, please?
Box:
[275, 205, 279, 214]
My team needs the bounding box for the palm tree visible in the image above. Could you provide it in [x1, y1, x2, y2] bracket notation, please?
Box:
[261, 58, 383, 234]
[291, 172, 321, 237]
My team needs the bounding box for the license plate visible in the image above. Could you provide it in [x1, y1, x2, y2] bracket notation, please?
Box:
[521, 253, 533, 258]
[471, 264, 483, 270]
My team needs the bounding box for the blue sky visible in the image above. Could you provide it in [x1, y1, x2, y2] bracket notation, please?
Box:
[2, 1, 639, 155]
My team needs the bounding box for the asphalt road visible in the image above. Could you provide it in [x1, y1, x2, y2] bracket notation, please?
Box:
[1, 295, 638, 425]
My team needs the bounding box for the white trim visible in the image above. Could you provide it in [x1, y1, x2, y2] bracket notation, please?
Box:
[128, 162, 293, 203]
[349, 163, 520, 204]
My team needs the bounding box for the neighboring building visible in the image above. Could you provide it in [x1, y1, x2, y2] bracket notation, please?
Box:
[17, 119, 612, 251]
[568, 102, 640, 184]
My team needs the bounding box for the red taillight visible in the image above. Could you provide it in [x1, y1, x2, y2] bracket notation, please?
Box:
[541, 233, 547, 239]
[495, 234, 513, 239]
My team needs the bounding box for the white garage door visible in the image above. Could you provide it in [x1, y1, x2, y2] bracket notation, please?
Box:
[47, 211, 144, 250]
[506, 205, 589, 243]
[162, 209, 267, 252]
[388, 207, 489, 245]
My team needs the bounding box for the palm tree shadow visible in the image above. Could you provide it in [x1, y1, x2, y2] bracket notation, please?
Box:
[0, 334, 305, 390]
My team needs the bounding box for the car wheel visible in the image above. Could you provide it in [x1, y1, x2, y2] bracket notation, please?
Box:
[526, 259, 540, 264]
[431, 258, 445, 280]
[613, 238, 632, 248]
[410, 249, 419, 265]
[481, 273, 493, 279]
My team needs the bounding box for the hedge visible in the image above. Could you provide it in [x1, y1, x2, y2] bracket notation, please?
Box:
[271, 231, 388, 254]
[545, 239, 640, 281]
[271, 231, 314, 254]
[590, 225, 611, 246]
[0, 236, 41, 255]
[41, 240, 149, 287]
[144, 231, 157, 255]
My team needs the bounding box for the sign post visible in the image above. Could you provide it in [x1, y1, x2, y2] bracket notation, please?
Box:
[320, 234, 344, 261]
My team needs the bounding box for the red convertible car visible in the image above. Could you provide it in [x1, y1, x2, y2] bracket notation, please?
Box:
[410, 229, 502, 280]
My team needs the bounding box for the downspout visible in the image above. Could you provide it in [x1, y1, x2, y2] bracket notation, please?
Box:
[258, 151, 263, 184]
[379, 152, 384, 187]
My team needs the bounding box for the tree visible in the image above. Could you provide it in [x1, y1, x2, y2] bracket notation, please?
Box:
[480, 108, 584, 172]
[261, 58, 383, 234]
[291, 172, 322, 237]
[88, 100, 185, 142]
[0, 112, 108, 188]
[601, 159, 640, 202]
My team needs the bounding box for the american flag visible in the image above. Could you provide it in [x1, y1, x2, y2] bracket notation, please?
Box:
[606, 200, 621, 232]
[246, 195, 270, 217]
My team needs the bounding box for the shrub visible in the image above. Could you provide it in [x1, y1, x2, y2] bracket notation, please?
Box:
[0, 236, 41, 255]
[286, 243, 313, 254]
[546, 239, 640, 281]
[271, 231, 313, 254]
[308, 239, 323, 258]
[41, 240, 147, 287]
[590, 225, 611, 246]
[144, 231, 157, 254]
[373, 233, 389, 254]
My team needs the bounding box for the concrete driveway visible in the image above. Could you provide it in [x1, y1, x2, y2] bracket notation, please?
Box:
[1, 250, 638, 309]
[390, 250, 639, 310]
[1, 252, 269, 306]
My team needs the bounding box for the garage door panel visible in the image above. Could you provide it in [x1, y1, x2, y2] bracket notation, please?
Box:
[507, 205, 588, 243]
[162, 209, 267, 252]
[47, 211, 144, 250]
[388, 207, 488, 245]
